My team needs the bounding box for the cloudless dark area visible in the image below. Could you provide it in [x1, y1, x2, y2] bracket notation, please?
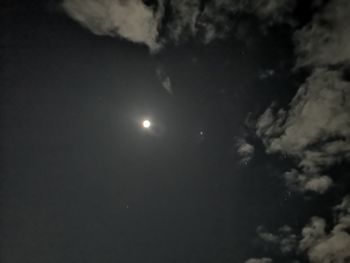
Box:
[1, 1, 350, 263]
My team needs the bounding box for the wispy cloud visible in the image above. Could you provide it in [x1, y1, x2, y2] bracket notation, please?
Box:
[257, 225, 297, 253]
[156, 67, 173, 95]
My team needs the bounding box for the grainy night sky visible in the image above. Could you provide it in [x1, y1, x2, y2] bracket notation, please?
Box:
[1, 1, 350, 263]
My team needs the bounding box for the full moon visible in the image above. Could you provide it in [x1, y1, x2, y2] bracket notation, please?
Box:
[142, 120, 151, 128]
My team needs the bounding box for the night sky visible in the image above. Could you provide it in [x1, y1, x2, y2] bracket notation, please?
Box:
[1, 1, 350, 263]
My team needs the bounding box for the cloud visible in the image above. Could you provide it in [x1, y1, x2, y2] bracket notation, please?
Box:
[257, 225, 297, 253]
[165, 0, 201, 43]
[257, 69, 350, 158]
[185, 0, 296, 43]
[259, 69, 275, 80]
[63, 0, 297, 50]
[295, 0, 350, 67]
[249, 0, 296, 23]
[256, 0, 350, 194]
[299, 196, 350, 263]
[245, 258, 273, 263]
[284, 170, 333, 194]
[250, 196, 350, 263]
[236, 138, 255, 164]
[299, 217, 327, 251]
[256, 68, 350, 193]
[198, 0, 296, 22]
[62, 0, 163, 51]
[156, 67, 173, 94]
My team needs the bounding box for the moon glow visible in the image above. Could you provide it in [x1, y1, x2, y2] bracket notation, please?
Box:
[142, 120, 151, 128]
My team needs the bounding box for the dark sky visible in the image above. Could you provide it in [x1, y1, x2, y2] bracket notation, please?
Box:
[1, 1, 350, 263]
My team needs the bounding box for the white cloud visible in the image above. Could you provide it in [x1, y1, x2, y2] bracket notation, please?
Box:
[284, 170, 333, 194]
[236, 138, 255, 164]
[257, 68, 350, 193]
[299, 196, 350, 263]
[63, 0, 163, 51]
[245, 258, 273, 263]
[299, 217, 327, 251]
[256, 0, 350, 194]
[295, 0, 350, 66]
[63, 0, 297, 50]
[251, 196, 350, 263]
[257, 69, 350, 156]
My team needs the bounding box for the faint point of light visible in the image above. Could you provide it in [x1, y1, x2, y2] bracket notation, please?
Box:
[142, 120, 151, 128]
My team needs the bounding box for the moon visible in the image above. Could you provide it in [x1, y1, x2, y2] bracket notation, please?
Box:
[142, 120, 151, 128]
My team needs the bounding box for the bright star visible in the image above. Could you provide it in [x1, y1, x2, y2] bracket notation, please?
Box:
[142, 120, 151, 128]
